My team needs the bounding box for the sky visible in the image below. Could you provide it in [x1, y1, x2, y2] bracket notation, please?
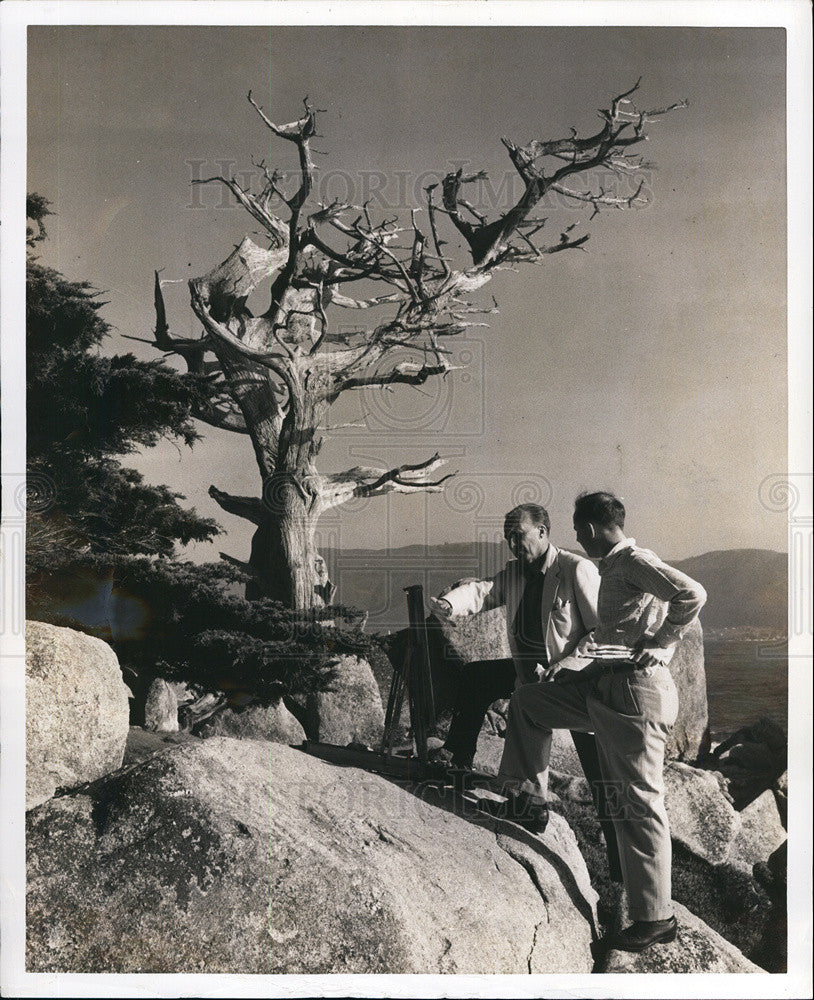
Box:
[26, 24, 789, 563]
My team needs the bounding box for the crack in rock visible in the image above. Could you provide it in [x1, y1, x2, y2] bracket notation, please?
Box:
[527, 918, 545, 974]
[495, 837, 551, 974]
[497, 840, 551, 920]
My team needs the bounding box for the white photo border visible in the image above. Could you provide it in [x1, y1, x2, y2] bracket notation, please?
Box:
[2, 2, 811, 998]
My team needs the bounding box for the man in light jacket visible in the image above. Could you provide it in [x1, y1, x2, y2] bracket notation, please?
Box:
[429, 502, 619, 845]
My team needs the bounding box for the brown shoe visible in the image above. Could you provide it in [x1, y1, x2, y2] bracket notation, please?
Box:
[612, 916, 677, 952]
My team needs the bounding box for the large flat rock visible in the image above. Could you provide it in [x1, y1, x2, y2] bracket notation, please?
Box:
[664, 618, 709, 761]
[27, 739, 596, 974]
[728, 788, 787, 871]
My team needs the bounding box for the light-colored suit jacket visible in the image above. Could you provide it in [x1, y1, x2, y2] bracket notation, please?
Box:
[440, 545, 600, 684]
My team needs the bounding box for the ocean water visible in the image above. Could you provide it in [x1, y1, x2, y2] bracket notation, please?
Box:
[704, 638, 788, 740]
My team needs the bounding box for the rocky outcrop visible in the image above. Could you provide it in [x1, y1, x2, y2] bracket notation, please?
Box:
[706, 717, 787, 809]
[664, 761, 742, 865]
[196, 700, 306, 744]
[665, 760, 786, 873]
[601, 901, 762, 973]
[27, 739, 596, 974]
[26, 621, 130, 810]
[304, 655, 384, 746]
[664, 619, 709, 761]
[729, 788, 787, 870]
[144, 678, 179, 733]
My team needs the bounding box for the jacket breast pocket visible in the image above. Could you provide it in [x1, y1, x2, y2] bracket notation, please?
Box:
[551, 597, 571, 621]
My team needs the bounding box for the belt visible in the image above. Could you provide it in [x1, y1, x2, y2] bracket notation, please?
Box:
[594, 658, 638, 676]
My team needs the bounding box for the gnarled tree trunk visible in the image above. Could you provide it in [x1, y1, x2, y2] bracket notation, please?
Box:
[247, 484, 317, 607]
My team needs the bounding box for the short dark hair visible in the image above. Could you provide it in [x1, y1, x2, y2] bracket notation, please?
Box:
[573, 491, 625, 529]
[504, 503, 550, 537]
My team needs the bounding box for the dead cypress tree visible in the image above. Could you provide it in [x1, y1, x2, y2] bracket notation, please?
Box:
[150, 81, 685, 609]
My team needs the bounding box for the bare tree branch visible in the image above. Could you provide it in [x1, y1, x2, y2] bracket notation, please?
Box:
[208, 485, 266, 525]
[150, 271, 209, 372]
[304, 229, 404, 289]
[550, 178, 647, 215]
[323, 288, 402, 310]
[436, 81, 686, 269]
[327, 217, 421, 304]
[248, 90, 317, 148]
[308, 282, 329, 355]
[192, 176, 289, 245]
[319, 453, 455, 509]
[336, 357, 462, 393]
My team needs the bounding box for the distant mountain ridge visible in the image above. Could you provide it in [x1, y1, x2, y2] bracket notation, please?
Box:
[321, 544, 787, 632]
[671, 549, 787, 630]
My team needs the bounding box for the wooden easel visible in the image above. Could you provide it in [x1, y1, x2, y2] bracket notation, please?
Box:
[382, 584, 436, 764]
[301, 584, 437, 779]
[301, 582, 509, 803]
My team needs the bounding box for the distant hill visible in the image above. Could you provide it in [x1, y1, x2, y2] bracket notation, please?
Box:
[671, 549, 787, 630]
[321, 543, 787, 633]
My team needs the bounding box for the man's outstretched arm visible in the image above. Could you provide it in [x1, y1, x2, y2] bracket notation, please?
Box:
[429, 572, 507, 619]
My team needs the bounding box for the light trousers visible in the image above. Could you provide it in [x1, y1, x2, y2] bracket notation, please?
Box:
[498, 664, 679, 922]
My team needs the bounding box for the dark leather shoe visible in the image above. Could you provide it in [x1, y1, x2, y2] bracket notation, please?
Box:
[612, 916, 678, 952]
[427, 747, 473, 771]
[477, 791, 548, 834]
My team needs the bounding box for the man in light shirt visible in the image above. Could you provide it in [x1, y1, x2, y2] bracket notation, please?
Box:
[497, 491, 707, 953]
[429, 502, 604, 836]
